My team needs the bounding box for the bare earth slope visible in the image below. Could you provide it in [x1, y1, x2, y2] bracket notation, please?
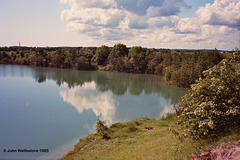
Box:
[187, 140, 240, 160]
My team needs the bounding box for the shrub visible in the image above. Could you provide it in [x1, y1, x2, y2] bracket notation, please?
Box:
[96, 119, 110, 140]
[176, 52, 240, 139]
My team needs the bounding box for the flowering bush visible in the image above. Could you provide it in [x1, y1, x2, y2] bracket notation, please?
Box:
[176, 52, 240, 139]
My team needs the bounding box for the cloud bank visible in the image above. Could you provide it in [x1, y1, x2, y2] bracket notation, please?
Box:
[197, 0, 240, 30]
[60, 0, 240, 49]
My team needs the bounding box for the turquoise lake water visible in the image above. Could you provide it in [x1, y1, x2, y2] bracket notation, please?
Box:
[0, 64, 186, 159]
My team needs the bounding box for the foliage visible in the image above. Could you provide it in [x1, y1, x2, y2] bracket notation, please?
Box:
[0, 51, 11, 64]
[110, 43, 128, 57]
[96, 119, 110, 140]
[0, 46, 225, 88]
[176, 52, 240, 139]
[80, 48, 94, 64]
[129, 46, 146, 73]
[92, 45, 110, 65]
[107, 43, 129, 72]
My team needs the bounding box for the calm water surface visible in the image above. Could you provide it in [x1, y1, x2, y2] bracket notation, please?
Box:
[0, 65, 186, 159]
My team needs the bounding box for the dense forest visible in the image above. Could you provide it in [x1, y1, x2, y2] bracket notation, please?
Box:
[0, 44, 230, 88]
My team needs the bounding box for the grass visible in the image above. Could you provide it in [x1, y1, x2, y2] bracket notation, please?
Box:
[60, 114, 240, 160]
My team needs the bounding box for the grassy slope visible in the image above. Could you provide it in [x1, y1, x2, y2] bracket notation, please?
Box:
[60, 114, 240, 160]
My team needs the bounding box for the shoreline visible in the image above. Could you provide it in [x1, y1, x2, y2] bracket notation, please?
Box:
[0, 63, 189, 90]
[58, 114, 240, 160]
[58, 112, 176, 159]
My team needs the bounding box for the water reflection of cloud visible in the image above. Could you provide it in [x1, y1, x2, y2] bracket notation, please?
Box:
[159, 105, 174, 119]
[59, 82, 116, 125]
[83, 123, 96, 134]
[25, 102, 29, 107]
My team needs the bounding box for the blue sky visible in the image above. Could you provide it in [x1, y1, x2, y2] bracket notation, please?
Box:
[0, 0, 239, 50]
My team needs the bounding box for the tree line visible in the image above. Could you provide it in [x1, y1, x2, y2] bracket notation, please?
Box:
[0, 44, 227, 88]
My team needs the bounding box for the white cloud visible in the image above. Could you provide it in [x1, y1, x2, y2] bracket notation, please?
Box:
[61, 7, 125, 27]
[148, 16, 178, 29]
[115, 0, 190, 16]
[60, 0, 239, 50]
[174, 18, 201, 34]
[60, 82, 116, 125]
[146, 0, 191, 17]
[60, 0, 67, 4]
[197, 0, 240, 30]
[60, 0, 116, 9]
[115, 0, 164, 16]
[60, 0, 191, 37]
[127, 13, 148, 29]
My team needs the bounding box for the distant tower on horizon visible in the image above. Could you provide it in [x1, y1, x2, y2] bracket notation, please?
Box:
[19, 42, 21, 48]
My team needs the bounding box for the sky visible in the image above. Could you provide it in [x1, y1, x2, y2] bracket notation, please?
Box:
[0, 0, 239, 50]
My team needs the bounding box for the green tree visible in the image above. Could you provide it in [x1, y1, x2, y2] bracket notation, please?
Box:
[49, 49, 64, 68]
[64, 48, 77, 69]
[129, 46, 146, 73]
[176, 52, 240, 139]
[76, 56, 91, 70]
[80, 48, 94, 65]
[93, 45, 110, 65]
[144, 49, 155, 74]
[0, 51, 10, 64]
[96, 119, 110, 140]
[9, 51, 17, 63]
[110, 43, 128, 58]
[148, 52, 164, 75]
[108, 43, 129, 71]
[29, 52, 38, 66]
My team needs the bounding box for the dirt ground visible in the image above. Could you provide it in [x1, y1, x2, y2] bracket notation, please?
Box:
[187, 140, 240, 160]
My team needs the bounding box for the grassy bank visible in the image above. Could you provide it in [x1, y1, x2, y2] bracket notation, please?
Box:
[60, 114, 240, 160]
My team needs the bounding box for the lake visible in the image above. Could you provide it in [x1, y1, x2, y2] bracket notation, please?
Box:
[0, 64, 186, 159]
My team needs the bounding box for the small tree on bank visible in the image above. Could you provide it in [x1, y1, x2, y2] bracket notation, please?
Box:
[96, 119, 110, 140]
